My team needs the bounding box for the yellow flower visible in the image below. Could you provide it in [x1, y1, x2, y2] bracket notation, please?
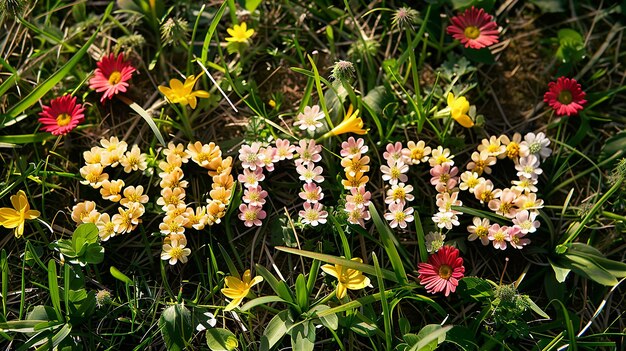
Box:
[158, 72, 210, 109]
[0, 190, 40, 238]
[321, 258, 370, 299]
[323, 105, 367, 138]
[447, 93, 474, 128]
[225, 22, 254, 43]
[221, 269, 263, 311]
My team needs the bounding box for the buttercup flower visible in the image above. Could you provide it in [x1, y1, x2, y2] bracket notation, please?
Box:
[161, 236, 191, 265]
[544, 77, 587, 116]
[299, 202, 328, 226]
[274, 139, 295, 160]
[341, 137, 368, 158]
[120, 145, 148, 173]
[71, 201, 98, 224]
[38, 95, 85, 135]
[238, 204, 266, 227]
[299, 183, 324, 203]
[467, 217, 490, 245]
[221, 269, 263, 310]
[345, 203, 370, 227]
[0, 190, 40, 238]
[488, 223, 509, 250]
[404, 140, 431, 165]
[446, 6, 499, 49]
[446, 93, 474, 128]
[459, 171, 483, 193]
[381, 159, 409, 185]
[243, 185, 268, 207]
[323, 105, 366, 137]
[80, 163, 109, 188]
[321, 258, 371, 299]
[432, 211, 459, 230]
[294, 105, 325, 131]
[225, 22, 255, 43]
[158, 72, 210, 109]
[384, 202, 414, 229]
[506, 226, 530, 249]
[417, 246, 465, 296]
[96, 213, 116, 241]
[429, 146, 455, 167]
[478, 135, 505, 157]
[100, 179, 125, 202]
[346, 186, 371, 208]
[89, 53, 136, 102]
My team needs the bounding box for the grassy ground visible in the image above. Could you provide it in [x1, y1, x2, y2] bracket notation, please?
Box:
[1, 0, 625, 350]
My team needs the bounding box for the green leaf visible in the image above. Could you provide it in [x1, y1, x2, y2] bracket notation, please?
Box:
[369, 203, 409, 284]
[206, 328, 238, 351]
[411, 324, 451, 351]
[295, 274, 309, 311]
[110, 266, 134, 286]
[125, 101, 166, 147]
[548, 259, 571, 283]
[47, 260, 63, 321]
[159, 304, 193, 351]
[556, 28, 586, 64]
[244, 0, 262, 12]
[34, 323, 71, 351]
[276, 246, 398, 282]
[445, 325, 479, 350]
[289, 321, 315, 351]
[72, 223, 99, 251]
[254, 264, 294, 303]
[0, 134, 57, 144]
[372, 253, 392, 351]
[260, 310, 290, 351]
[239, 296, 289, 312]
[309, 305, 338, 330]
[0, 3, 114, 128]
[457, 277, 495, 301]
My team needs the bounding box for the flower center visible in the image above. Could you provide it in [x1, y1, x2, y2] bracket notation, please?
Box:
[56, 113, 72, 127]
[438, 264, 452, 280]
[394, 211, 406, 222]
[467, 178, 479, 188]
[506, 143, 520, 158]
[529, 142, 542, 154]
[464, 26, 481, 39]
[558, 90, 573, 104]
[411, 148, 424, 160]
[169, 246, 184, 259]
[476, 226, 488, 237]
[108, 71, 122, 85]
[244, 211, 257, 221]
[494, 230, 506, 242]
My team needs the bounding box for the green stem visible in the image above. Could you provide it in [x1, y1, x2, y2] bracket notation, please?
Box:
[558, 177, 623, 247]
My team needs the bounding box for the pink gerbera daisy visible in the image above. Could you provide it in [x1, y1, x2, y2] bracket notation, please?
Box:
[543, 77, 587, 116]
[38, 95, 85, 135]
[417, 245, 465, 297]
[447, 6, 499, 49]
[89, 53, 136, 102]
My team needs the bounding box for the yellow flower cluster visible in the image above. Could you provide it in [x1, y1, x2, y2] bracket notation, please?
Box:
[73, 137, 149, 240]
[158, 141, 234, 265]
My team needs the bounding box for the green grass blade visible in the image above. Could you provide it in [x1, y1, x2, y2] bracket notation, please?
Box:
[368, 203, 409, 285]
[200, 1, 228, 65]
[372, 253, 392, 350]
[1, 250, 7, 318]
[47, 260, 63, 322]
[124, 100, 167, 146]
[276, 246, 398, 283]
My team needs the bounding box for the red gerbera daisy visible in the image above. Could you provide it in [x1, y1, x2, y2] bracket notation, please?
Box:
[89, 53, 136, 103]
[446, 6, 499, 49]
[38, 95, 85, 135]
[543, 77, 587, 116]
[417, 245, 465, 297]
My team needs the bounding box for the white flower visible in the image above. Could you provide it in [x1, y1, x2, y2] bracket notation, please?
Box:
[294, 105, 325, 131]
[512, 210, 541, 234]
[424, 231, 446, 252]
[522, 132, 551, 161]
[432, 211, 459, 230]
[516, 155, 543, 179]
